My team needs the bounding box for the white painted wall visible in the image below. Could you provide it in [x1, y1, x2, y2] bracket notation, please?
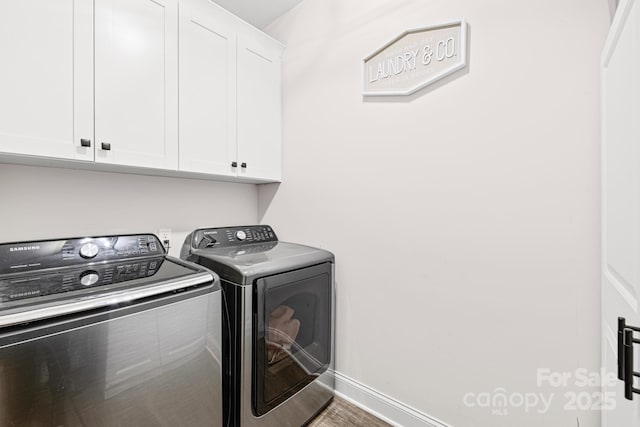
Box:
[0, 164, 257, 256]
[261, 1, 610, 426]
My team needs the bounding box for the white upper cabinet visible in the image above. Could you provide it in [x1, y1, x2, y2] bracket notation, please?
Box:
[179, 1, 284, 182]
[0, 0, 94, 161]
[179, 0, 237, 176]
[236, 34, 283, 182]
[95, 0, 179, 170]
[0, 0, 282, 183]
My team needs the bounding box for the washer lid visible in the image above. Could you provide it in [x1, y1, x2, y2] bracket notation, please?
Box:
[0, 234, 218, 327]
[184, 241, 334, 285]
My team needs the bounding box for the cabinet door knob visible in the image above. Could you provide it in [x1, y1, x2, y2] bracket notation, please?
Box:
[241, 162, 247, 168]
[101, 143, 111, 151]
[80, 139, 91, 148]
[231, 162, 238, 167]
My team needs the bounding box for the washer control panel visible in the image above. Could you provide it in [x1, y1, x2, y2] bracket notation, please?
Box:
[0, 256, 164, 303]
[79, 242, 100, 259]
[193, 225, 277, 249]
[0, 234, 163, 275]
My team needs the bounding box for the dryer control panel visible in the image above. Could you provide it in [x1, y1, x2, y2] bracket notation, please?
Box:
[192, 226, 278, 249]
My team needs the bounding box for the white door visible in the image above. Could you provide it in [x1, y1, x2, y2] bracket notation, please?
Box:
[179, 0, 237, 176]
[602, 0, 640, 425]
[95, 0, 178, 170]
[236, 35, 282, 182]
[0, 0, 93, 161]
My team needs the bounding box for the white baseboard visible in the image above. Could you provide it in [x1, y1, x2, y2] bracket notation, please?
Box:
[334, 371, 453, 427]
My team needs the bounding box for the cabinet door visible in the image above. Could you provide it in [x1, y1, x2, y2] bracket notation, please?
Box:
[95, 0, 178, 170]
[0, 0, 93, 161]
[179, 1, 237, 176]
[237, 35, 283, 182]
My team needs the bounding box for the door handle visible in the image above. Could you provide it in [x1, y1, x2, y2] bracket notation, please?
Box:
[80, 139, 91, 148]
[241, 162, 247, 168]
[231, 162, 238, 168]
[618, 317, 640, 400]
[101, 142, 111, 151]
[624, 329, 640, 400]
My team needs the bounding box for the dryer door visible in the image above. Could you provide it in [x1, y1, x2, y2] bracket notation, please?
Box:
[253, 262, 332, 416]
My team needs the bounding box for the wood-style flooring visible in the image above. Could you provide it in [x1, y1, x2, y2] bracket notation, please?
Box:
[307, 397, 392, 427]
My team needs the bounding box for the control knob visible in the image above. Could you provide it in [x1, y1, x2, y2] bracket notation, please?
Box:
[79, 242, 99, 259]
[235, 230, 247, 241]
[80, 271, 99, 286]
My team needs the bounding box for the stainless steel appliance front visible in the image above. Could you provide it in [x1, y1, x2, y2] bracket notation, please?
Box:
[232, 264, 335, 427]
[0, 234, 224, 426]
[0, 286, 223, 426]
[181, 226, 335, 427]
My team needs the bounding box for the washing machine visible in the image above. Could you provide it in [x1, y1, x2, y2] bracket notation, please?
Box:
[0, 233, 223, 426]
[181, 225, 334, 427]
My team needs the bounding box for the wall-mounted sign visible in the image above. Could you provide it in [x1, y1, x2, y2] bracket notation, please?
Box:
[362, 19, 467, 96]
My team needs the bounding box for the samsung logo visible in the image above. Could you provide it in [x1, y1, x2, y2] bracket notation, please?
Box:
[10, 290, 40, 299]
[10, 245, 40, 252]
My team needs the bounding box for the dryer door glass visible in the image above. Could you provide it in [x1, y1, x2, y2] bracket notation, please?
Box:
[253, 262, 332, 416]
